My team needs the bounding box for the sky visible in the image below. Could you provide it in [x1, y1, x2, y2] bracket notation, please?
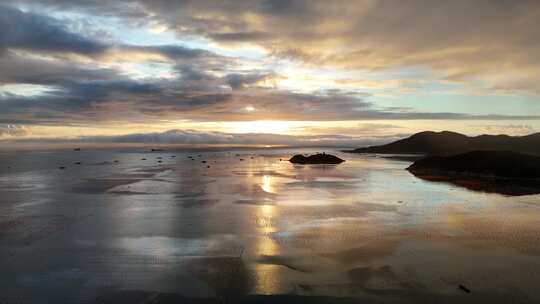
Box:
[1, 0, 540, 146]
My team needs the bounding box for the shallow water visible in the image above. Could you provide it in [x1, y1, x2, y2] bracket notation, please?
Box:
[1, 147, 539, 303]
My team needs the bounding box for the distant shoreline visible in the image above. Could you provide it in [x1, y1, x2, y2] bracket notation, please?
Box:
[0, 143, 354, 153]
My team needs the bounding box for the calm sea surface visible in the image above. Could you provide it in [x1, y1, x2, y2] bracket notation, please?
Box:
[1, 147, 539, 303]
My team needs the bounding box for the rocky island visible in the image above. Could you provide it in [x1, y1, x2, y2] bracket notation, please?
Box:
[289, 153, 345, 164]
[407, 151, 540, 195]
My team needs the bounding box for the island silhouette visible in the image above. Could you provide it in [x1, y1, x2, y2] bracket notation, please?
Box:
[407, 151, 540, 195]
[289, 153, 345, 164]
[345, 131, 540, 156]
[345, 131, 540, 195]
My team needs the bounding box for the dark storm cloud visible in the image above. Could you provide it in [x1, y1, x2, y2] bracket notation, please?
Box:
[177, 65, 216, 82]
[125, 45, 214, 60]
[224, 73, 275, 90]
[210, 32, 273, 42]
[0, 5, 107, 55]
[262, 0, 308, 14]
[0, 5, 224, 62]
[63, 80, 162, 104]
[0, 77, 165, 125]
[0, 52, 119, 85]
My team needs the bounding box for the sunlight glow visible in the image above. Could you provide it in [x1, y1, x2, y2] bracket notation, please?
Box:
[261, 175, 275, 193]
[254, 202, 280, 294]
[231, 120, 292, 134]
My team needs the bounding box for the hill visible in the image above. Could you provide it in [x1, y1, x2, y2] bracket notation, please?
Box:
[406, 151, 540, 195]
[407, 151, 540, 179]
[345, 131, 540, 156]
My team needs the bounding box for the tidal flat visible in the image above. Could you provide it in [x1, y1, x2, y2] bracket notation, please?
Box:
[1, 147, 540, 303]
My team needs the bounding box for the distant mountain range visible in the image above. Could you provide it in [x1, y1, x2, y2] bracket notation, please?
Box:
[345, 131, 540, 156]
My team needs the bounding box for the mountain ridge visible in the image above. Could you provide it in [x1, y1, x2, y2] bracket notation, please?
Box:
[345, 131, 540, 156]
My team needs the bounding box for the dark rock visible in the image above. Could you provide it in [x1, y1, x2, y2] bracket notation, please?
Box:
[408, 151, 540, 179]
[407, 151, 540, 195]
[458, 284, 471, 293]
[73, 148, 81, 151]
[289, 153, 345, 164]
[59, 166, 66, 170]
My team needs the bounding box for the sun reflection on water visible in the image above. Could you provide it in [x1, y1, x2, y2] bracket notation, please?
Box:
[261, 175, 275, 193]
[253, 200, 281, 294]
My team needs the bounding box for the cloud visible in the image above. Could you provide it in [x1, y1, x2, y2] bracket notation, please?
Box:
[472, 124, 537, 136]
[224, 73, 277, 90]
[210, 31, 273, 43]
[295, 123, 403, 136]
[0, 5, 225, 64]
[0, 52, 119, 85]
[1, 1, 539, 137]
[119, 44, 219, 62]
[0, 5, 107, 55]
[15, 128, 401, 147]
[3, 76, 538, 126]
[28, 0, 536, 94]
[0, 124, 27, 137]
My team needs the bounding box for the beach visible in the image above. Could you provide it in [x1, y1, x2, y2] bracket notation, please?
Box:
[1, 147, 540, 303]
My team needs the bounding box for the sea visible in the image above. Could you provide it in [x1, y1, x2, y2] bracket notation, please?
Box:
[1, 146, 539, 303]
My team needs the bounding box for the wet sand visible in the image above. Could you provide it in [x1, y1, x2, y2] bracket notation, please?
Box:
[1, 148, 540, 303]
